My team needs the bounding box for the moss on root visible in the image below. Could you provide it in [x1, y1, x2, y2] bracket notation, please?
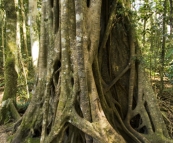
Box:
[24, 137, 40, 143]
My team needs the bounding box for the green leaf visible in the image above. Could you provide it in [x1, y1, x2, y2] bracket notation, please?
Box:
[166, 49, 173, 59]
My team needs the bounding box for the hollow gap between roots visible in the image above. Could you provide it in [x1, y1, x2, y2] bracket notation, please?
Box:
[87, 0, 90, 7]
[130, 114, 142, 129]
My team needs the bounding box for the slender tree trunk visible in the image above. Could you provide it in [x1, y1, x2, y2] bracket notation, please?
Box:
[29, 0, 39, 69]
[160, 0, 167, 93]
[169, 0, 173, 34]
[1, 8, 5, 68]
[20, 0, 28, 57]
[0, 0, 20, 124]
[14, 0, 30, 99]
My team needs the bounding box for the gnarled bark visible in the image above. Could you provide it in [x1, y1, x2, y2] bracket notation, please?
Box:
[11, 0, 172, 143]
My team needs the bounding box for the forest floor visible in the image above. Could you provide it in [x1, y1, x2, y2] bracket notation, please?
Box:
[0, 74, 173, 142]
[151, 76, 173, 138]
[0, 124, 12, 143]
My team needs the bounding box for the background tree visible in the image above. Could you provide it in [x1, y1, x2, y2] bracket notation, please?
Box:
[29, 0, 40, 69]
[136, 0, 173, 87]
[0, 0, 20, 124]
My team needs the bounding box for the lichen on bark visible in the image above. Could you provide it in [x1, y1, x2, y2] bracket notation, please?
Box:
[3, 57, 17, 102]
[0, 55, 18, 124]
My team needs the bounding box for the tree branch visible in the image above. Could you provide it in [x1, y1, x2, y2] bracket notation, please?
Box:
[104, 63, 130, 93]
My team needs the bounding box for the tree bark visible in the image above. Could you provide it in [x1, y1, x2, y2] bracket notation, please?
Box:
[0, 0, 20, 125]
[29, 0, 39, 68]
[11, 0, 172, 143]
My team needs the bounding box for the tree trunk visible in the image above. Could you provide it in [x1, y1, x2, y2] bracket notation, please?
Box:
[20, 0, 28, 57]
[0, 0, 20, 124]
[29, 0, 40, 69]
[11, 0, 172, 143]
[160, 0, 167, 93]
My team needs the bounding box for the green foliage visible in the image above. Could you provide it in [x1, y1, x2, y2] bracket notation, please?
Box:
[16, 96, 29, 113]
[134, 0, 173, 77]
[165, 48, 173, 59]
[0, 81, 4, 87]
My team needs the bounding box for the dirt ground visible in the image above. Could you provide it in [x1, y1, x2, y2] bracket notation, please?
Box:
[0, 125, 11, 143]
